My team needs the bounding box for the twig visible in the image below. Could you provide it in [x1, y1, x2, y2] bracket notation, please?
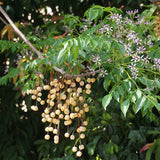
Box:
[0, 16, 8, 25]
[0, 6, 101, 78]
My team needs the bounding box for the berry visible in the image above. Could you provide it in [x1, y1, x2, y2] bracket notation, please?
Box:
[44, 134, 50, 140]
[45, 127, 49, 132]
[40, 100, 45, 105]
[31, 95, 36, 100]
[76, 77, 81, 82]
[53, 129, 58, 134]
[80, 133, 85, 139]
[55, 109, 61, 115]
[79, 144, 84, 150]
[37, 92, 42, 97]
[70, 134, 75, 140]
[64, 132, 70, 138]
[76, 151, 82, 157]
[72, 146, 77, 152]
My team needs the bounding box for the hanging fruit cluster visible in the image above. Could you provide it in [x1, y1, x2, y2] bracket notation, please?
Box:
[29, 74, 96, 157]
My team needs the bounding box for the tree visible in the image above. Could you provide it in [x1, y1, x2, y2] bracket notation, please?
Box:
[0, 1, 160, 160]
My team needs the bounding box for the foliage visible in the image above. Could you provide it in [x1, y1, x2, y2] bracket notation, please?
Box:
[0, 2, 160, 160]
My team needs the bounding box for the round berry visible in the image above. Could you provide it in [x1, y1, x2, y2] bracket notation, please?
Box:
[75, 107, 79, 112]
[84, 107, 89, 112]
[85, 84, 91, 89]
[64, 132, 70, 138]
[45, 127, 49, 132]
[76, 151, 82, 157]
[79, 81, 84, 86]
[86, 89, 91, 94]
[50, 112, 55, 118]
[53, 129, 58, 134]
[40, 100, 45, 105]
[72, 146, 77, 152]
[70, 134, 75, 140]
[83, 121, 88, 126]
[55, 109, 61, 115]
[76, 77, 81, 82]
[80, 133, 85, 139]
[37, 92, 42, 97]
[79, 144, 84, 150]
[44, 134, 50, 140]
[31, 95, 36, 100]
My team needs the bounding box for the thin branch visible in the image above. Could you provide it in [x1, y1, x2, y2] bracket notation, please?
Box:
[0, 16, 8, 25]
[0, 6, 102, 78]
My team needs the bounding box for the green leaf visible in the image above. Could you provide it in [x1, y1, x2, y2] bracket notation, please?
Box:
[116, 86, 124, 96]
[102, 94, 112, 110]
[113, 91, 120, 102]
[57, 42, 69, 63]
[103, 76, 111, 91]
[84, 5, 104, 22]
[135, 96, 146, 113]
[121, 99, 130, 117]
[136, 90, 142, 99]
[123, 79, 132, 92]
[155, 79, 160, 88]
[118, 42, 125, 55]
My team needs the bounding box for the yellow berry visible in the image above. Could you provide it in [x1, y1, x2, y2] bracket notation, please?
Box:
[44, 108, 50, 114]
[50, 101, 55, 107]
[45, 127, 49, 132]
[84, 107, 89, 112]
[76, 151, 82, 157]
[79, 144, 84, 150]
[79, 96, 83, 101]
[77, 87, 82, 93]
[76, 77, 81, 82]
[75, 107, 79, 112]
[64, 132, 70, 138]
[86, 89, 91, 94]
[83, 103, 88, 107]
[40, 100, 45, 105]
[50, 112, 55, 118]
[55, 109, 61, 115]
[80, 133, 85, 139]
[70, 134, 75, 140]
[53, 129, 58, 134]
[49, 126, 53, 132]
[44, 134, 50, 140]
[37, 87, 42, 92]
[59, 114, 64, 119]
[37, 97, 41, 102]
[72, 146, 77, 152]
[85, 84, 91, 89]
[31, 95, 36, 100]
[41, 117, 46, 123]
[83, 121, 88, 126]
[79, 81, 84, 86]
[37, 92, 42, 97]
[64, 115, 70, 120]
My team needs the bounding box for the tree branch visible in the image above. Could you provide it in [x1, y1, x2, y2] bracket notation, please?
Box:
[0, 6, 102, 78]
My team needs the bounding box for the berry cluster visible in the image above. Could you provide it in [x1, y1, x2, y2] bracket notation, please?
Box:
[29, 76, 96, 157]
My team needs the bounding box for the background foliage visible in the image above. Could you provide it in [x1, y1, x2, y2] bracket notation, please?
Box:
[0, 0, 160, 160]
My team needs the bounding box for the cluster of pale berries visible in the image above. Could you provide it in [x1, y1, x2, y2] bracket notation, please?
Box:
[29, 76, 96, 157]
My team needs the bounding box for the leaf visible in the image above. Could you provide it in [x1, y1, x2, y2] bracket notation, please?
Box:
[136, 90, 142, 99]
[8, 27, 14, 40]
[118, 42, 125, 55]
[113, 91, 120, 102]
[155, 79, 160, 88]
[84, 5, 104, 22]
[103, 76, 111, 91]
[121, 99, 130, 117]
[102, 94, 112, 110]
[135, 96, 146, 113]
[123, 79, 132, 92]
[140, 142, 154, 153]
[57, 42, 69, 63]
[1, 25, 9, 39]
